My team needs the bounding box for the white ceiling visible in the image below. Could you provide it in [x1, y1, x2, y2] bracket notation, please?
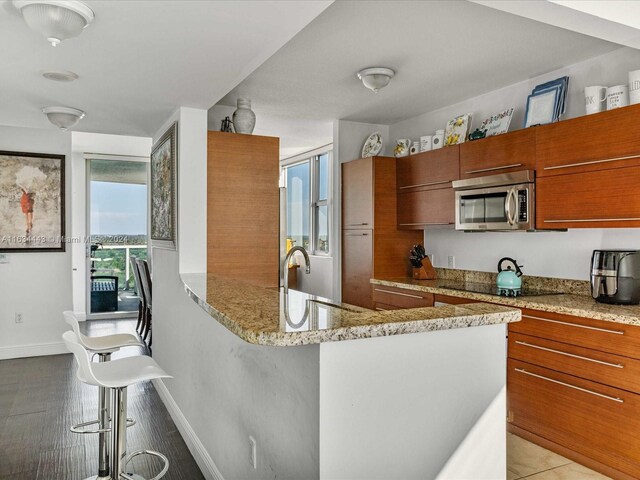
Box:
[0, 0, 332, 136]
[214, 0, 621, 154]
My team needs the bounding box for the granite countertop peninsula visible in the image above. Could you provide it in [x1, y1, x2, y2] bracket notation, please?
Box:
[181, 273, 520, 346]
[372, 268, 640, 326]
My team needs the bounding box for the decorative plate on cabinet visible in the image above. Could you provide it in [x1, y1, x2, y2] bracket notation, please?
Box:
[362, 132, 383, 158]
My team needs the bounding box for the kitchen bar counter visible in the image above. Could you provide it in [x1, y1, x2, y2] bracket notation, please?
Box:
[182, 273, 520, 346]
[372, 273, 640, 326]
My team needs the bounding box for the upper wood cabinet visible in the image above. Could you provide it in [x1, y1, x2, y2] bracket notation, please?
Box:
[536, 165, 640, 229]
[397, 189, 454, 228]
[459, 129, 535, 179]
[342, 157, 374, 229]
[396, 147, 459, 191]
[536, 104, 640, 177]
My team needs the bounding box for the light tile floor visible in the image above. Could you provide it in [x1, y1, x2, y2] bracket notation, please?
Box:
[507, 433, 612, 479]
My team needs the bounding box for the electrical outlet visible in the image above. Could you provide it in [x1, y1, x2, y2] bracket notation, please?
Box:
[447, 255, 455, 268]
[249, 436, 257, 469]
[15, 313, 23, 324]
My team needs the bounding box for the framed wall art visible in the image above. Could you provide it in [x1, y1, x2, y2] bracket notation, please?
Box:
[0, 150, 65, 253]
[151, 122, 178, 250]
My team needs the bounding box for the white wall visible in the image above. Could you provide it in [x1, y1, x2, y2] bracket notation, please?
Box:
[70, 132, 151, 314]
[386, 46, 640, 281]
[0, 125, 72, 359]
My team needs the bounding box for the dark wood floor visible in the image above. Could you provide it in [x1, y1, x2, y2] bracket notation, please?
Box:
[0, 319, 205, 480]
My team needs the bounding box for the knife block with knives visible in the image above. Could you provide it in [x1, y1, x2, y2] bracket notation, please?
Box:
[409, 244, 437, 280]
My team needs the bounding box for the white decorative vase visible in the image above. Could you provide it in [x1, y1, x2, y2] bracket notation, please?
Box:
[232, 98, 256, 134]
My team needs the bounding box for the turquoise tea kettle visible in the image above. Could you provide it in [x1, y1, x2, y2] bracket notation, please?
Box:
[497, 257, 523, 290]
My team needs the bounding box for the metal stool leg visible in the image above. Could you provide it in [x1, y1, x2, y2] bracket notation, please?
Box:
[97, 353, 111, 479]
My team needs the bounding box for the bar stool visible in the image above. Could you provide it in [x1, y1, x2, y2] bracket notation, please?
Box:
[63, 330, 171, 480]
[63, 311, 144, 480]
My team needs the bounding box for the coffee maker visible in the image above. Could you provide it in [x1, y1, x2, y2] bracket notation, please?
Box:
[591, 250, 640, 305]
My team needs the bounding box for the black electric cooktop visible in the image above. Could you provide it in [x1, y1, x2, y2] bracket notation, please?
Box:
[437, 281, 563, 298]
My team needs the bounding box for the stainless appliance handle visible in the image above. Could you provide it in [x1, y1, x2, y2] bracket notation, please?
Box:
[504, 190, 512, 225]
[345, 233, 369, 236]
[514, 340, 624, 368]
[345, 223, 370, 226]
[399, 180, 451, 190]
[465, 163, 523, 174]
[508, 189, 518, 225]
[543, 154, 640, 171]
[374, 288, 426, 300]
[544, 218, 640, 223]
[522, 314, 625, 335]
[515, 368, 623, 403]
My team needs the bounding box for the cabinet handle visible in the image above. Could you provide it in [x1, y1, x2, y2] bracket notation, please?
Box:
[375, 307, 389, 311]
[399, 222, 450, 226]
[345, 223, 370, 226]
[399, 180, 452, 189]
[465, 163, 522, 174]
[374, 288, 425, 299]
[345, 233, 369, 236]
[522, 315, 624, 335]
[515, 368, 623, 403]
[544, 218, 640, 224]
[543, 154, 640, 171]
[514, 340, 624, 368]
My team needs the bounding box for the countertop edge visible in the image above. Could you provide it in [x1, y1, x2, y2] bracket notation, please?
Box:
[371, 278, 640, 326]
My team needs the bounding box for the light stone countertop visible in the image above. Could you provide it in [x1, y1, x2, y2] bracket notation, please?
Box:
[372, 273, 640, 326]
[181, 273, 520, 346]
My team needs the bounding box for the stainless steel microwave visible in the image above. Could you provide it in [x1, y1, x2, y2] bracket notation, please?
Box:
[452, 170, 535, 231]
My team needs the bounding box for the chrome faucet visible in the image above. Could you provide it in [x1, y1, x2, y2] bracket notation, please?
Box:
[283, 246, 311, 294]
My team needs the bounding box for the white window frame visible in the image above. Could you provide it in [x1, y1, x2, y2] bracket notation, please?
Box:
[280, 144, 332, 256]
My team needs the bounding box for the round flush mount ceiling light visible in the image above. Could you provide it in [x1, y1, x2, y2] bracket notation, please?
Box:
[356, 67, 395, 93]
[42, 70, 79, 82]
[42, 106, 85, 130]
[14, 0, 95, 47]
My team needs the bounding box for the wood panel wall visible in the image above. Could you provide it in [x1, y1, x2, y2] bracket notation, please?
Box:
[207, 131, 280, 287]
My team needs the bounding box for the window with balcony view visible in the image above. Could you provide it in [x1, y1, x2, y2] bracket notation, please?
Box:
[282, 148, 331, 255]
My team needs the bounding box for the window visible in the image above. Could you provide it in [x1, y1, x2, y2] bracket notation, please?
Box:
[282, 148, 332, 255]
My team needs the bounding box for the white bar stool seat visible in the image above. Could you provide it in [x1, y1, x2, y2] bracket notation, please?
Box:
[63, 311, 144, 480]
[63, 330, 172, 480]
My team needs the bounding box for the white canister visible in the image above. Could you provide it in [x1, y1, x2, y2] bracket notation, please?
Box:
[420, 135, 432, 152]
[432, 130, 445, 150]
[607, 85, 629, 110]
[409, 142, 420, 155]
[629, 70, 640, 105]
[584, 86, 607, 115]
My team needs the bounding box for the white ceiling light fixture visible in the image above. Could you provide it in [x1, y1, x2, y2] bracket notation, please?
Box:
[42, 106, 85, 130]
[14, 0, 95, 47]
[356, 67, 395, 93]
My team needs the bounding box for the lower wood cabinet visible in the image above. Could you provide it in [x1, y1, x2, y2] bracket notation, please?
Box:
[508, 309, 640, 479]
[373, 285, 434, 309]
[342, 230, 373, 309]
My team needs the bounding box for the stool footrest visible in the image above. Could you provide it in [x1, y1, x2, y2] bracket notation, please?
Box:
[70, 417, 136, 434]
[122, 449, 169, 480]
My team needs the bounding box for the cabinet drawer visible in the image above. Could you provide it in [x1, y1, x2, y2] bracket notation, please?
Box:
[536, 165, 640, 229]
[508, 358, 640, 478]
[433, 294, 481, 305]
[459, 129, 535, 179]
[509, 332, 640, 394]
[372, 286, 434, 309]
[536, 104, 640, 177]
[397, 188, 454, 229]
[396, 147, 459, 190]
[509, 309, 640, 360]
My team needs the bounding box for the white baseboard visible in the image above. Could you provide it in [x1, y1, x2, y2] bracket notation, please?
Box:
[153, 378, 224, 480]
[0, 341, 68, 360]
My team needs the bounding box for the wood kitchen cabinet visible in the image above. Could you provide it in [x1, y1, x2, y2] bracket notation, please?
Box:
[508, 309, 640, 479]
[373, 284, 434, 310]
[342, 157, 423, 309]
[536, 104, 640, 177]
[207, 131, 280, 287]
[536, 165, 640, 229]
[395, 147, 459, 229]
[459, 129, 535, 179]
